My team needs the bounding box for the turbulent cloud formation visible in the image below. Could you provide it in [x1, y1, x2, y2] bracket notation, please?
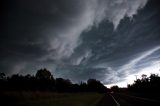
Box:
[118, 46, 160, 76]
[40, 0, 148, 61]
[46, 0, 148, 62]
[1, 0, 160, 85]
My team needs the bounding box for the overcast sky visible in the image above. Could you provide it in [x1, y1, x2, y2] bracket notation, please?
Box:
[1, 0, 160, 86]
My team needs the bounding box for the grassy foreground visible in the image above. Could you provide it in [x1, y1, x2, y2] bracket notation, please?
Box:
[0, 92, 104, 106]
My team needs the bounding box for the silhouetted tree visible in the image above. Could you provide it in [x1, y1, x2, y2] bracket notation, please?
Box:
[79, 82, 87, 92]
[55, 78, 72, 92]
[111, 85, 119, 92]
[128, 74, 160, 93]
[0, 73, 6, 90]
[0, 73, 5, 80]
[87, 79, 107, 93]
[36, 68, 53, 80]
[0, 69, 108, 93]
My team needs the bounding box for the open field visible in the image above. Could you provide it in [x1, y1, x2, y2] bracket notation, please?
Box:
[0, 92, 104, 106]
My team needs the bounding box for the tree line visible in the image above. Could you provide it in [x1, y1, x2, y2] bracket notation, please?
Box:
[0, 68, 107, 93]
[127, 74, 160, 93]
[109, 74, 160, 93]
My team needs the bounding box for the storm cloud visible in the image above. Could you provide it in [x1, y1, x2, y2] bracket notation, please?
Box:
[1, 0, 160, 85]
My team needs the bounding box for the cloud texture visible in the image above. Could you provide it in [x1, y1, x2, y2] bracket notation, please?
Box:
[1, 0, 160, 85]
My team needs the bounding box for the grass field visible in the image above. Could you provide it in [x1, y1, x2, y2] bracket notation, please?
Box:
[0, 92, 104, 106]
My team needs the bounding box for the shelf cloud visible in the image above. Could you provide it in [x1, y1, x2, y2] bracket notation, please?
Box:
[1, 0, 160, 86]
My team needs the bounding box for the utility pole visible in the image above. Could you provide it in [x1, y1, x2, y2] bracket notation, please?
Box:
[135, 75, 138, 80]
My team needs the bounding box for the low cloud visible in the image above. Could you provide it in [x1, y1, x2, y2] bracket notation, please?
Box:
[118, 46, 160, 76]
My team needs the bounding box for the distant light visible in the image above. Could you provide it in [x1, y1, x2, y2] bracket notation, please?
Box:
[106, 61, 160, 88]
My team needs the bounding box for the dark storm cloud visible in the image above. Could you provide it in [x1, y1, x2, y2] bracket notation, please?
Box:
[56, 0, 160, 84]
[1, 0, 160, 85]
[1, 0, 88, 74]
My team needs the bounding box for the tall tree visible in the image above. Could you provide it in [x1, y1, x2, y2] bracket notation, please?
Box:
[36, 68, 53, 80]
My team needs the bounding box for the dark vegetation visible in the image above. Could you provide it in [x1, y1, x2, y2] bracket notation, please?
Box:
[126, 74, 160, 100]
[109, 74, 160, 100]
[1, 68, 160, 94]
[127, 74, 160, 93]
[0, 68, 107, 93]
[0, 69, 107, 106]
[1, 68, 160, 106]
